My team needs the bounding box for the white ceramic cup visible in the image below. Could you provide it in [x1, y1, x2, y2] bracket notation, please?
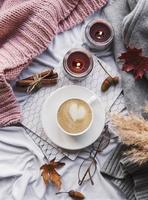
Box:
[56, 96, 97, 136]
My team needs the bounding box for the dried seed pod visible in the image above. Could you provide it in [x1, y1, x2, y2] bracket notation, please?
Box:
[69, 190, 85, 199]
[101, 76, 119, 92]
[56, 190, 85, 199]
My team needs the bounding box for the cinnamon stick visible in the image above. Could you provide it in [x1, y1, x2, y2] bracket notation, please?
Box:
[15, 79, 57, 92]
[46, 72, 58, 79]
[40, 78, 58, 85]
[15, 69, 58, 94]
[16, 75, 58, 87]
[25, 70, 54, 80]
[16, 80, 33, 87]
[15, 71, 58, 87]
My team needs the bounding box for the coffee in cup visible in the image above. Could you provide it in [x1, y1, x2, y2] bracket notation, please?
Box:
[57, 98, 93, 135]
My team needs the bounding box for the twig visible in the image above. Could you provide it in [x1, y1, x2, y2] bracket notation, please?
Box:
[97, 59, 113, 78]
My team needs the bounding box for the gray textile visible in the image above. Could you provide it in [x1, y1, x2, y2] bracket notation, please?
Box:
[101, 144, 148, 200]
[104, 0, 148, 117]
[101, 1, 148, 199]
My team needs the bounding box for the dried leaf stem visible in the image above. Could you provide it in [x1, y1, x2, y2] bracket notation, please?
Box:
[97, 59, 113, 78]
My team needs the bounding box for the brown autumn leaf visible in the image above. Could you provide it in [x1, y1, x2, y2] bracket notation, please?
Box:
[40, 158, 65, 189]
[48, 168, 62, 190]
[49, 158, 65, 169]
[40, 164, 50, 185]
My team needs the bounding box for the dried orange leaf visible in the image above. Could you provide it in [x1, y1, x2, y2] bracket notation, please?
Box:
[49, 168, 62, 189]
[40, 164, 50, 185]
[40, 160, 65, 189]
[50, 158, 65, 169]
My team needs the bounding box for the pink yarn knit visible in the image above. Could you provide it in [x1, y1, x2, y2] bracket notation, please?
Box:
[0, 0, 107, 127]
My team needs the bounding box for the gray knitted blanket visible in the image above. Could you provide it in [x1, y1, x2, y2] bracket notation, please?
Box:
[101, 144, 148, 200]
[104, 0, 148, 116]
[101, 1, 148, 199]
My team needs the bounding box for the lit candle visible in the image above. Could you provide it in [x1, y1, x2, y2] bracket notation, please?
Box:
[85, 19, 114, 50]
[63, 48, 94, 81]
[95, 31, 104, 39]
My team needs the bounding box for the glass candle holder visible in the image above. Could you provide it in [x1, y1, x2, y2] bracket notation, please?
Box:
[63, 48, 94, 81]
[85, 19, 114, 51]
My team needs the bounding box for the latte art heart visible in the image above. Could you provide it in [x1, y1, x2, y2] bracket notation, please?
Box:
[68, 103, 86, 122]
[57, 99, 92, 134]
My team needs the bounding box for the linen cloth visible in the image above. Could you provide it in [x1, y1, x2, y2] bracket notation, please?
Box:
[0, 0, 107, 126]
[104, 0, 148, 117]
[0, 8, 127, 200]
[0, 126, 45, 200]
[0, 126, 126, 200]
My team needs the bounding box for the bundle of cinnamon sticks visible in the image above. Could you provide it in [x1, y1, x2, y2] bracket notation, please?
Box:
[15, 69, 58, 93]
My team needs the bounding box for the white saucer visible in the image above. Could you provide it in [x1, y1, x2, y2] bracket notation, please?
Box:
[41, 85, 105, 150]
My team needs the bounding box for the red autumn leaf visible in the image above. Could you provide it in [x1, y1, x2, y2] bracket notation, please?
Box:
[119, 47, 148, 79]
[40, 158, 65, 189]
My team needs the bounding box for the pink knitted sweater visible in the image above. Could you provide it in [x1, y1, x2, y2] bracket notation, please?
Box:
[0, 0, 107, 127]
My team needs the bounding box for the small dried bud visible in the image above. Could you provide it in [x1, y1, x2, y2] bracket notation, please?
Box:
[69, 190, 85, 199]
[101, 76, 119, 92]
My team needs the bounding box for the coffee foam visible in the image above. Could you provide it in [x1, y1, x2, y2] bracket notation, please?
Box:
[57, 99, 92, 134]
[68, 102, 86, 122]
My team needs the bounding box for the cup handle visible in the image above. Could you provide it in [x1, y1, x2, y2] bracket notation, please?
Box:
[86, 95, 97, 105]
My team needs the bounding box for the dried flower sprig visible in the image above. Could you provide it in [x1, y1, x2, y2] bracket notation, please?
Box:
[112, 114, 148, 165]
[144, 103, 148, 113]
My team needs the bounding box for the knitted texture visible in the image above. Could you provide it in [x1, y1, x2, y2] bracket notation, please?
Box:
[0, 0, 107, 127]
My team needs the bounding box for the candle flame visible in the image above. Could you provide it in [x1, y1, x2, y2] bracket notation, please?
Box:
[96, 31, 104, 39]
[76, 62, 81, 67]
[98, 31, 103, 36]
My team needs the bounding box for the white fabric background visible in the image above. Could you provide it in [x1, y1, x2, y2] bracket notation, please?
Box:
[0, 9, 126, 200]
[0, 126, 125, 200]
